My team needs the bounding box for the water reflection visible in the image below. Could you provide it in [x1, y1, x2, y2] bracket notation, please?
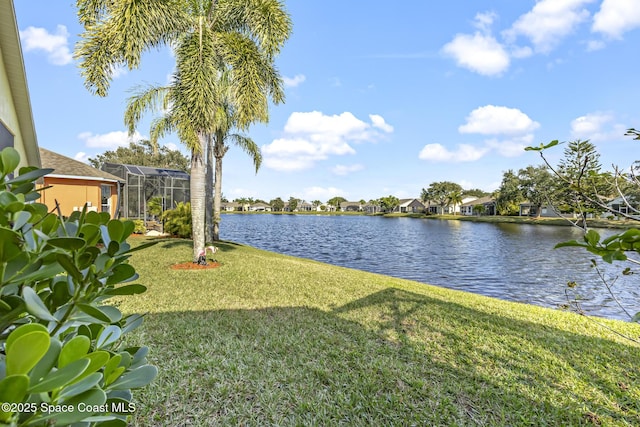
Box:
[220, 214, 638, 320]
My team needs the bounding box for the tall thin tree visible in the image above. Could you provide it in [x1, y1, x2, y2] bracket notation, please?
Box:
[75, 0, 291, 260]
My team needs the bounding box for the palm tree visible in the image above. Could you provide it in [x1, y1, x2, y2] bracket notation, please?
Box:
[209, 71, 262, 241]
[448, 190, 463, 215]
[76, 0, 292, 260]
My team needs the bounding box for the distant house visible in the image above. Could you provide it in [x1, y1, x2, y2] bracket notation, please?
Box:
[427, 196, 477, 215]
[0, 0, 41, 167]
[461, 196, 496, 216]
[394, 198, 425, 213]
[604, 196, 639, 218]
[249, 202, 271, 212]
[221, 202, 243, 211]
[363, 203, 381, 214]
[38, 148, 123, 218]
[298, 201, 314, 212]
[340, 201, 362, 212]
[519, 202, 561, 218]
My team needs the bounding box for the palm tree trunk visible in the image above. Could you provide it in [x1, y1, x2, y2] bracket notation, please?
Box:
[213, 131, 226, 241]
[191, 136, 207, 261]
[205, 134, 214, 243]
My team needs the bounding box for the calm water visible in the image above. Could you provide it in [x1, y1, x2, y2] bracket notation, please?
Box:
[220, 214, 639, 320]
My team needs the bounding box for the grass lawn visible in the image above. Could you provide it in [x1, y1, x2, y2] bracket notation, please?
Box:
[117, 237, 640, 426]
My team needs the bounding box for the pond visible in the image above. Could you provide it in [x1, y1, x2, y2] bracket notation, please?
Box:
[220, 214, 639, 320]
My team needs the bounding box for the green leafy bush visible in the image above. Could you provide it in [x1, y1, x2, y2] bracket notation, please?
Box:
[161, 202, 191, 238]
[0, 147, 156, 426]
[130, 219, 146, 235]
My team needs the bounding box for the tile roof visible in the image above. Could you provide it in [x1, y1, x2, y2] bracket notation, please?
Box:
[39, 148, 123, 182]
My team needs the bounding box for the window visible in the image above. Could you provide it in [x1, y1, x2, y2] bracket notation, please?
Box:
[0, 120, 14, 151]
[101, 185, 111, 213]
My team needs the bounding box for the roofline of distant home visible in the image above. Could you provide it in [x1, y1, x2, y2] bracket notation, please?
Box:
[46, 174, 122, 183]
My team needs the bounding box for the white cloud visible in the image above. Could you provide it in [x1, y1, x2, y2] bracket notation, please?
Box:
[570, 112, 626, 141]
[473, 11, 498, 34]
[74, 152, 90, 163]
[78, 130, 144, 149]
[331, 164, 364, 176]
[459, 105, 540, 135]
[283, 74, 306, 87]
[503, 0, 593, 54]
[418, 143, 489, 162]
[369, 114, 394, 133]
[263, 111, 393, 171]
[19, 25, 73, 65]
[592, 0, 640, 39]
[486, 135, 535, 157]
[442, 32, 510, 76]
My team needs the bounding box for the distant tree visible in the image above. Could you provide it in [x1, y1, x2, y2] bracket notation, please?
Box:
[327, 196, 347, 210]
[422, 181, 463, 214]
[496, 169, 523, 215]
[234, 197, 251, 211]
[288, 197, 299, 212]
[518, 165, 557, 217]
[270, 197, 285, 211]
[472, 204, 486, 216]
[464, 188, 490, 198]
[379, 195, 400, 213]
[89, 140, 189, 172]
[448, 190, 463, 215]
[311, 200, 322, 209]
[556, 139, 614, 217]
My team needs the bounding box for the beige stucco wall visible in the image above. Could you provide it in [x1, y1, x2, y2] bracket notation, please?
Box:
[39, 177, 119, 218]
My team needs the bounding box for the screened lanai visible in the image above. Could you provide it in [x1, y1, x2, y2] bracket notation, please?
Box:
[101, 163, 190, 220]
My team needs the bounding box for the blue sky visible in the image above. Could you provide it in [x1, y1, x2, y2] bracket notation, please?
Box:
[14, 0, 640, 202]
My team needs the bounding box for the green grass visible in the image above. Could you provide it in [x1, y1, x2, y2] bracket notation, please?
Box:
[118, 238, 640, 426]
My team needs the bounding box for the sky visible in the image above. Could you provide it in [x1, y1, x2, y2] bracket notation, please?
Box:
[13, 0, 640, 203]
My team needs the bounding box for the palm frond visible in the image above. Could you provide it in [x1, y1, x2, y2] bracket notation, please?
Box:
[124, 84, 170, 136]
[228, 133, 262, 173]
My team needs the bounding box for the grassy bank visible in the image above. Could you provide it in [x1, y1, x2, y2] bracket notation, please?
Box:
[118, 238, 640, 426]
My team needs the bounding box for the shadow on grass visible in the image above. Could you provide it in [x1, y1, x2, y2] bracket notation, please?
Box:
[139, 238, 243, 253]
[128, 288, 640, 426]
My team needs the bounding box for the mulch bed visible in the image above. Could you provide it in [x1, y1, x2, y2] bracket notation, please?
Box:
[171, 261, 221, 270]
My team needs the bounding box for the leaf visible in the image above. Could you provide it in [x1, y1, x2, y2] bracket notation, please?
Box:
[47, 237, 86, 251]
[75, 351, 110, 382]
[58, 335, 91, 368]
[584, 229, 601, 247]
[0, 375, 29, 403]
[5, 168, 53, 185]
[96, 325, 122, 349]
[5, 323, 48, 349]
[98, 305, 123, 323]
[6, 330, 50, 375]
[106, 264, 137, 285]
[22, 287, 57, 322]
[28, 358, 90, 393]
[12, 211, 31, 231]
[107, 220, 124, 242]
[30, 338, 61, 384]
[57, 372, 102, 400]
[108, 365, 158, 390]
[77, 303, 112, 323]
[1, 147, 20, 173]
[56, 253, 83, 283]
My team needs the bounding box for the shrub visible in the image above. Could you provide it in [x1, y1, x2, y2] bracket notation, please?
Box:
[0, 147, 156, 426]
[131, 219, 146, 234]
[161, 202, 192, 238]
